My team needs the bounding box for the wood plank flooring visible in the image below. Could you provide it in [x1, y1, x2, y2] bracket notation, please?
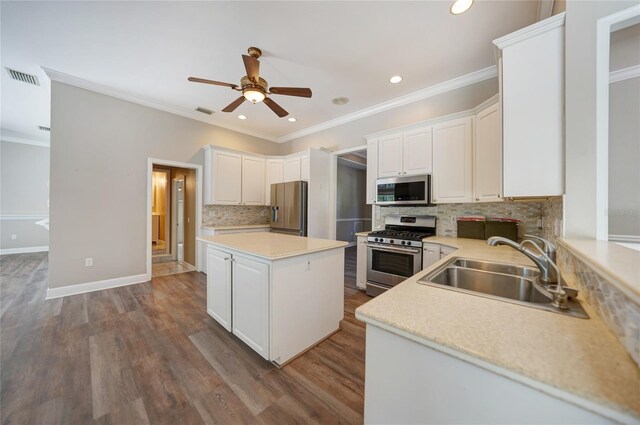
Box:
[0, 250, 370, 424]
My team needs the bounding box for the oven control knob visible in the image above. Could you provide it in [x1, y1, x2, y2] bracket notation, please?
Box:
[401, 241, 406, 245]
[374, 238, 378, 242]
[389, 240, 394, 244]
[406, 241, 412, 246]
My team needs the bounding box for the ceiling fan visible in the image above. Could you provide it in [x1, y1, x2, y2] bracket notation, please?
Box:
[188, 47, 312, 118]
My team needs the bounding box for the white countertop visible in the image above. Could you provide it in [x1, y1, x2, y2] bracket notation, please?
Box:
[202, 224, 270, 231]
[356, 236, 640, 420]
[198, 232, 348, 261]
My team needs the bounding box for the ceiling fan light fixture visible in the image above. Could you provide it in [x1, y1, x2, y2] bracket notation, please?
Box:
[243, 89, 265, 103]
[450, 0, 473, 15]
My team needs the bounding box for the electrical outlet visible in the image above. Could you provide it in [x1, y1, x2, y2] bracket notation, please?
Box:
[11, 234, 17, 240]
[85, 258, 93, 267]
[305, 260, 311, 271]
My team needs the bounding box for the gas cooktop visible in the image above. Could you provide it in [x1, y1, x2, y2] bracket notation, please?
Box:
[368, 229, 434, 241]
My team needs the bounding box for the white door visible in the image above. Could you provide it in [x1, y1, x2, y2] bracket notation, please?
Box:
[432, 117, 473, 204]
[377, 134, 404, 177]
[422, 244, 441, 270]
[403, 127, 433, 176]
[300, 155, 310, 181]
[241, 156, 265, 205]
[265, 159, 284, 204]
[213, 151, 242, 204]
[207, 247, 232, 331]
[366, 139, 379, 204]
[474, 102, 502, 202]
[283, 156, 302, 182]
[356, 236, 368, 289]
[232, 255, 270, 360]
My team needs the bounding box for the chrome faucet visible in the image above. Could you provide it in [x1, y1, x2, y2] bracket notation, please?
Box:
[487, 235, 558, 284]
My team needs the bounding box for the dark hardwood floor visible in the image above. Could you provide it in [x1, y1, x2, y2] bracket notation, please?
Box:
[0, 250, 370, 424]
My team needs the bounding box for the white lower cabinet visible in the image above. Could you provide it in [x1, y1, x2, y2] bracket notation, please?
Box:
[440, 245, 456, 259]
[356, 235, 368, 289]
[422, 243, 441, 270]
[232, 255, 270, 360]
[206, 247, 232, 331]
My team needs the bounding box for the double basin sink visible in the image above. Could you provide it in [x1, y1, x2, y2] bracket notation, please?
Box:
[417, 257, 589, 319]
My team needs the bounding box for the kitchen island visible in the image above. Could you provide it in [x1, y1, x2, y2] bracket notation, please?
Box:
[198, 232, 347, 366]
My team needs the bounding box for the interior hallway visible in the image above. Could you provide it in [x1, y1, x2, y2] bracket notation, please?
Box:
[152, 260, 196, 278]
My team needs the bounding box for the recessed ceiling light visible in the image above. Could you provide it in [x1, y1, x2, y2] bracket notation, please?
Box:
[389, 75, 403, 84]
[450, 0, 473, 15]
[288, 117, 297, 122]
[237, 115, 247, 120]
[332, 96, 349, 105]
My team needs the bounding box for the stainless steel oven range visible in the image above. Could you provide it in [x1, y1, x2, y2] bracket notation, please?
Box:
[366, 214, 437, 297]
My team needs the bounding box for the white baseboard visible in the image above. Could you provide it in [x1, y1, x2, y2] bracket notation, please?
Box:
[46, 273, 150, 299]
[0, 245, 49, 255]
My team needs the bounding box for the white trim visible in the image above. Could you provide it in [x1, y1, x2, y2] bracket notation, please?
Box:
[0, 135, 49, 147]
[494, 12, 566, 50]
[42, 67, 278, 143]
[0, 214, 49, 220]
[147, 158, 202, 278]
[609, 234, 640, 243]
[610, 64, 640, 83]
[537, 0, 555, 22]
[365, 108, 475, 140]
[358, 319, 640, 425]
[277, 66, 497, 143]
[0, 246, 49, 255]
[45, 273, 147, 299]
[473, 94, 500, 114]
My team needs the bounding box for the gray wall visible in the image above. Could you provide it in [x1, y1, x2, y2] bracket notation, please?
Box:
[609, 77, 640, 237]
[336, 163, 371, 243]
[280, 78, 498, 154]
[49, 82, 282, 289]
[0, 141, 50, 250]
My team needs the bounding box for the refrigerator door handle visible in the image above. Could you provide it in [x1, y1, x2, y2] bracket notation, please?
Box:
[272, 206, 279, 223]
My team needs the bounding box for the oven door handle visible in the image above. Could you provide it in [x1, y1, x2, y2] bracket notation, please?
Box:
[367, 244, 421, 255]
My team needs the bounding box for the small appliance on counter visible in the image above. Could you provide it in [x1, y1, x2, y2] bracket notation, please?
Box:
[366, 214, 437, 297]
[456, 216, 520, 241]
[270, 181, 308, 237]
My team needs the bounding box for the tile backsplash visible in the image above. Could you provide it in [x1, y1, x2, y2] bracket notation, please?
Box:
[202, 205, 270, 227]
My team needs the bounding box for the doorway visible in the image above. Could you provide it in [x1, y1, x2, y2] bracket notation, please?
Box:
[147, 159, 202, 279]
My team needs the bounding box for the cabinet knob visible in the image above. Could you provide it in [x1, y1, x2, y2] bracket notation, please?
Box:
[224, 257, 229, 261]
[476, 198, 479, 201]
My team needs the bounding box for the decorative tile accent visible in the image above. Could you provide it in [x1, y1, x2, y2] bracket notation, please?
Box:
[558, 247, 640, 367]
[373, 201, 544, 240]
[202, 205, 270, 227]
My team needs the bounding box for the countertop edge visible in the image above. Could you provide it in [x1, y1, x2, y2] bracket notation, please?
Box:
[197, 237, 348, 261]
[355, 312, 640, 423]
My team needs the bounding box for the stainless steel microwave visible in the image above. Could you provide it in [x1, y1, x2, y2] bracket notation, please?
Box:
[376, 175, 432, 205]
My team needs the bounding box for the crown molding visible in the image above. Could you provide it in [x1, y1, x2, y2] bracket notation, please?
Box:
[493, 12, 565, 50]
[610, 64, 640, 83]
[0, 133, 50, 147]
[276, 66, 497, 143]
[41, 67, 279, 143]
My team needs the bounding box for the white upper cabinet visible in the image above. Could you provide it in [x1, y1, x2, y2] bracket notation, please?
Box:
[283, 156, 302, 182]
[211, 150, 242, 205]
[377, 129, 432, 178]
[241, 156, 265, 205]
[474, 101, 502, 202]
[494, 13, 565, 197]
[432, 117, 473, 204]
[366, 139, 379, 204]
[265, 159, 284, 205]
[301, 155, 310, 181]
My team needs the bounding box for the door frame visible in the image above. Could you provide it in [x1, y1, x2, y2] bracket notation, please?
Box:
[146, 158, 202, 280]
[329, 145, 368, 240]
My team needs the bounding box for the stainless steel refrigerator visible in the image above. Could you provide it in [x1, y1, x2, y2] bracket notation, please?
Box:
[270, 181, 308, 236]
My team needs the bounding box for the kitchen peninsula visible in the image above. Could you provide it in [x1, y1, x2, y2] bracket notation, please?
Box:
[198, 232, 347, 366]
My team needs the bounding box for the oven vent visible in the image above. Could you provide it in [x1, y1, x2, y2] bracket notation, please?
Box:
[195, 107, 213, 115]
[38, 126, 50, 132]
[6, 68, 40, 86]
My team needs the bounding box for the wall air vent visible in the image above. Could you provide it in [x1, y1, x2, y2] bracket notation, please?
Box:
[6, 68, 40, 86]
[195, 107, 214, 115]
[38, 126, 50, 132]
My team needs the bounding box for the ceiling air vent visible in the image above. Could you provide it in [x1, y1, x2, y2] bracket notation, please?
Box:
[38, 126, 50, 132]
[6, 68, 40, 86]
[195, 107, 213, 115]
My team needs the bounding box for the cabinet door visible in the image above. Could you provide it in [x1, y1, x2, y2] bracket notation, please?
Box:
[366, 139, 379, 204]
[300, 155, 310, 181]
[232, 255, 270, 360]
[474, 102, 503, 202]
[356, 236, 368, 289]
[432, 117, 473, 204]
[207, 247, 232, 331]
[378, 134, 404, 177]
[422, 244, 441, 270]
[213, 151, 242, 204]
[403, 128, 433, 176]
[283, 157, 302, 182]
[241, 156, 265, 205]
[265, 159, 284, 205]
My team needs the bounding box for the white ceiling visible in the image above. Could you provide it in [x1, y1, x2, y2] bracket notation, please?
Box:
[1, 1, 539, 144]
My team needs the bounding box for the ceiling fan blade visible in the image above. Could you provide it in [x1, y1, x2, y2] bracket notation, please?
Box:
[263, 97, 289, 117]
[188, 77, 237, 89]
[242, 55, 260, 82]
[269, 87, 312, 98]
[222, 96, 246, 112]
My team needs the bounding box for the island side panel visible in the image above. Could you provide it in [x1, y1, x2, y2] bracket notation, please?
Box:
[270, 247, 345, 365]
